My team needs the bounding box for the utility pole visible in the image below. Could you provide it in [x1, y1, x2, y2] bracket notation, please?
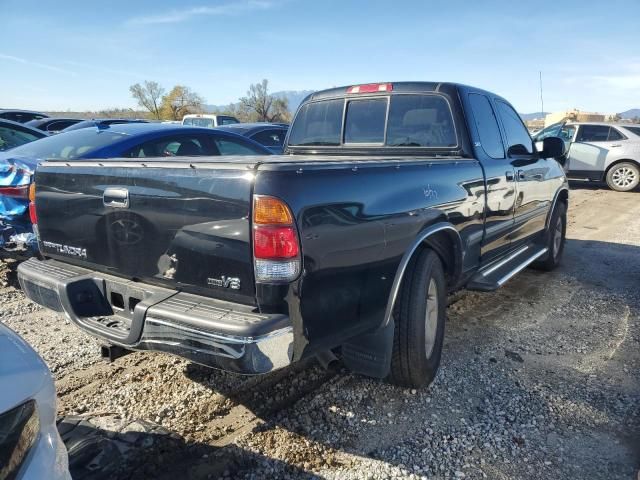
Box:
[539, 71, 545, 115]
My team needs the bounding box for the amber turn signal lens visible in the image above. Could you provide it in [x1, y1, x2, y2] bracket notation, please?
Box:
[253, 196, 293, 225]
[28, 183, 36, 202]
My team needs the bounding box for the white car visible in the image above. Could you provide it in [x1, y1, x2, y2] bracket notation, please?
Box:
[181, 113, 239, 128]
[534, 122, 640, 191]
[0, 323, 70, 480]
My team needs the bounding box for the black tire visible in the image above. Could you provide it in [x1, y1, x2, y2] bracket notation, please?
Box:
[388, 248, 446, 388]
[532, 201, 566, 271]
[606, 162, 640, 192]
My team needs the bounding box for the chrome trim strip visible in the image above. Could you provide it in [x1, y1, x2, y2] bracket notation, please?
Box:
[480, 245, 529, 277]
[496, 248, 548, 287]
[144, 317, 293, 345]
[382, 222, 462, 328]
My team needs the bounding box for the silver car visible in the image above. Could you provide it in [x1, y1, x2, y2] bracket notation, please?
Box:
[534, 122, 640, 191]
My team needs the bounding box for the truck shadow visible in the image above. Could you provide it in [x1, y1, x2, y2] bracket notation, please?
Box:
[178, 237, 640, 479]
[58, 414, 327, 480]
[56, 236, 640, 479]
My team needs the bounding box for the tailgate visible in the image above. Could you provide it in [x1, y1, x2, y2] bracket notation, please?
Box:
[34, 160, 256, 305]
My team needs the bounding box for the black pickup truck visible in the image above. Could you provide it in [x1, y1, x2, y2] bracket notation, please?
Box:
[18, 82, 568, 388]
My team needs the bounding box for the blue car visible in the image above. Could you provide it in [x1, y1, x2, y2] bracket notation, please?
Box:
[214, 122, 289, 154]
[0, 123, 271, 249]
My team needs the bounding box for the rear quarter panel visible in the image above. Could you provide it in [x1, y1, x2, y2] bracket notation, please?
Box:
[255, 159, 485, 356]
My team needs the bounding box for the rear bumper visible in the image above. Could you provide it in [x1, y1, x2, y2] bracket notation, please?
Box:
[17, 258, 293, 374]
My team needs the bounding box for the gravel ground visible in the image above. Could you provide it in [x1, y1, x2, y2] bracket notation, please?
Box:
[1, 185, 639, 479]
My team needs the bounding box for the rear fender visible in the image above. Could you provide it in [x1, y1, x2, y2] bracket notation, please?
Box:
[381, 222, 463, 329]
[341, 222, 463, 379]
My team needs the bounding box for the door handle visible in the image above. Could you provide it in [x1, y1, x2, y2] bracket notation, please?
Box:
[517, 170, 526, 180]
[505, 171, 514, 181]
[103, 188, 130, 208]
[609, 144, 622, 148]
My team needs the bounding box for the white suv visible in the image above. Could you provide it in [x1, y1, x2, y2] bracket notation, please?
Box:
[534, 122, 640, 191]
[181, 114, 239, 128]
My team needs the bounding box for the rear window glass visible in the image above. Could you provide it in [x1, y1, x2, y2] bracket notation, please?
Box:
[344, 98, 387, 143]
[386, 95, 456, 147]
[288, 99, 343, 146]
[183, 117, 214, 128]
[7, 128, 126, 159]
[288, 94, 456, 148]
[218, 116, 239, 125]
[623, 126, 640, 137]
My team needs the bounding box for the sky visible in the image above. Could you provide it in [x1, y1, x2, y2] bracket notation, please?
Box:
[1, 0, 639, 114]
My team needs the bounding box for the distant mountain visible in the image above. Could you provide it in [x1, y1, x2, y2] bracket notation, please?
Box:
[519, 112, 548, 121]
[619, 108, 640, 119]
[204, 90, 315, 115]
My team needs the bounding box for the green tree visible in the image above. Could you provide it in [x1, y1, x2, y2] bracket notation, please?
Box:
[161, 85, 205, 121]
[129, 81, 165, 120]
[239, 79, 290, 122]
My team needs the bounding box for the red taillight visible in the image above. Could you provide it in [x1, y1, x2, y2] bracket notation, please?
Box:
[0, 185, 29, 198]
[29, 203, 37, 224]
[254, 226, 299, 259]
[28, 183, 37, 224]
[346, 83, 393, 94]
[252, 195, 301, 281]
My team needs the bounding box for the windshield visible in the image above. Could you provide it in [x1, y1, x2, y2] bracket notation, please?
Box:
[532, 122, 563, 141]
[288, 94, 457, 148]
[7, 128, 127, 159]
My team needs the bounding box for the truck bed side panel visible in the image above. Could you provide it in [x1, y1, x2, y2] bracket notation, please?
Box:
[254, 159, 485, 355]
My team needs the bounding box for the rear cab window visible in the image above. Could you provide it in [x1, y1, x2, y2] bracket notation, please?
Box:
[288, 94, 457, 149]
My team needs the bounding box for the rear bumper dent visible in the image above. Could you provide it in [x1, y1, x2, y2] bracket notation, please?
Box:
[17, 258, 293, 374]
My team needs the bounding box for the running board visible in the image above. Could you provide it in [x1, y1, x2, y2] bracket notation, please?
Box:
[467, 245, 548, 292]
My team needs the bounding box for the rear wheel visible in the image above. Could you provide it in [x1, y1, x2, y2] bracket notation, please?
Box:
[388, 248, 446, 388]
[606, 162, 639, 192]
[532, 201, 566, 271]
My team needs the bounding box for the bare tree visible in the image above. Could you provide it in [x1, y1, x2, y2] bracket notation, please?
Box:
[129, 81, 165, 120]
[161, 85, 205, 121]
[239, 79, 289, 122]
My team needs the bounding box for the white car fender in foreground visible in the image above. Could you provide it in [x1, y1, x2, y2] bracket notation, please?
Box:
[0, 323, 70, 480]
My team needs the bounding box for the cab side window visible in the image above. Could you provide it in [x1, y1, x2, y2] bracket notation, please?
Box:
[607, 128, 625, 141]
[251, 129, 287, 147]
[576, 125, 611, 142]
[215, 137, 265, 155]
[495, 100, 534, 155]
[468, 93, 505, 159]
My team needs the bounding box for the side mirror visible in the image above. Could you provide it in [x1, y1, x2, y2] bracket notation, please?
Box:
[540, 136, 565, 159]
